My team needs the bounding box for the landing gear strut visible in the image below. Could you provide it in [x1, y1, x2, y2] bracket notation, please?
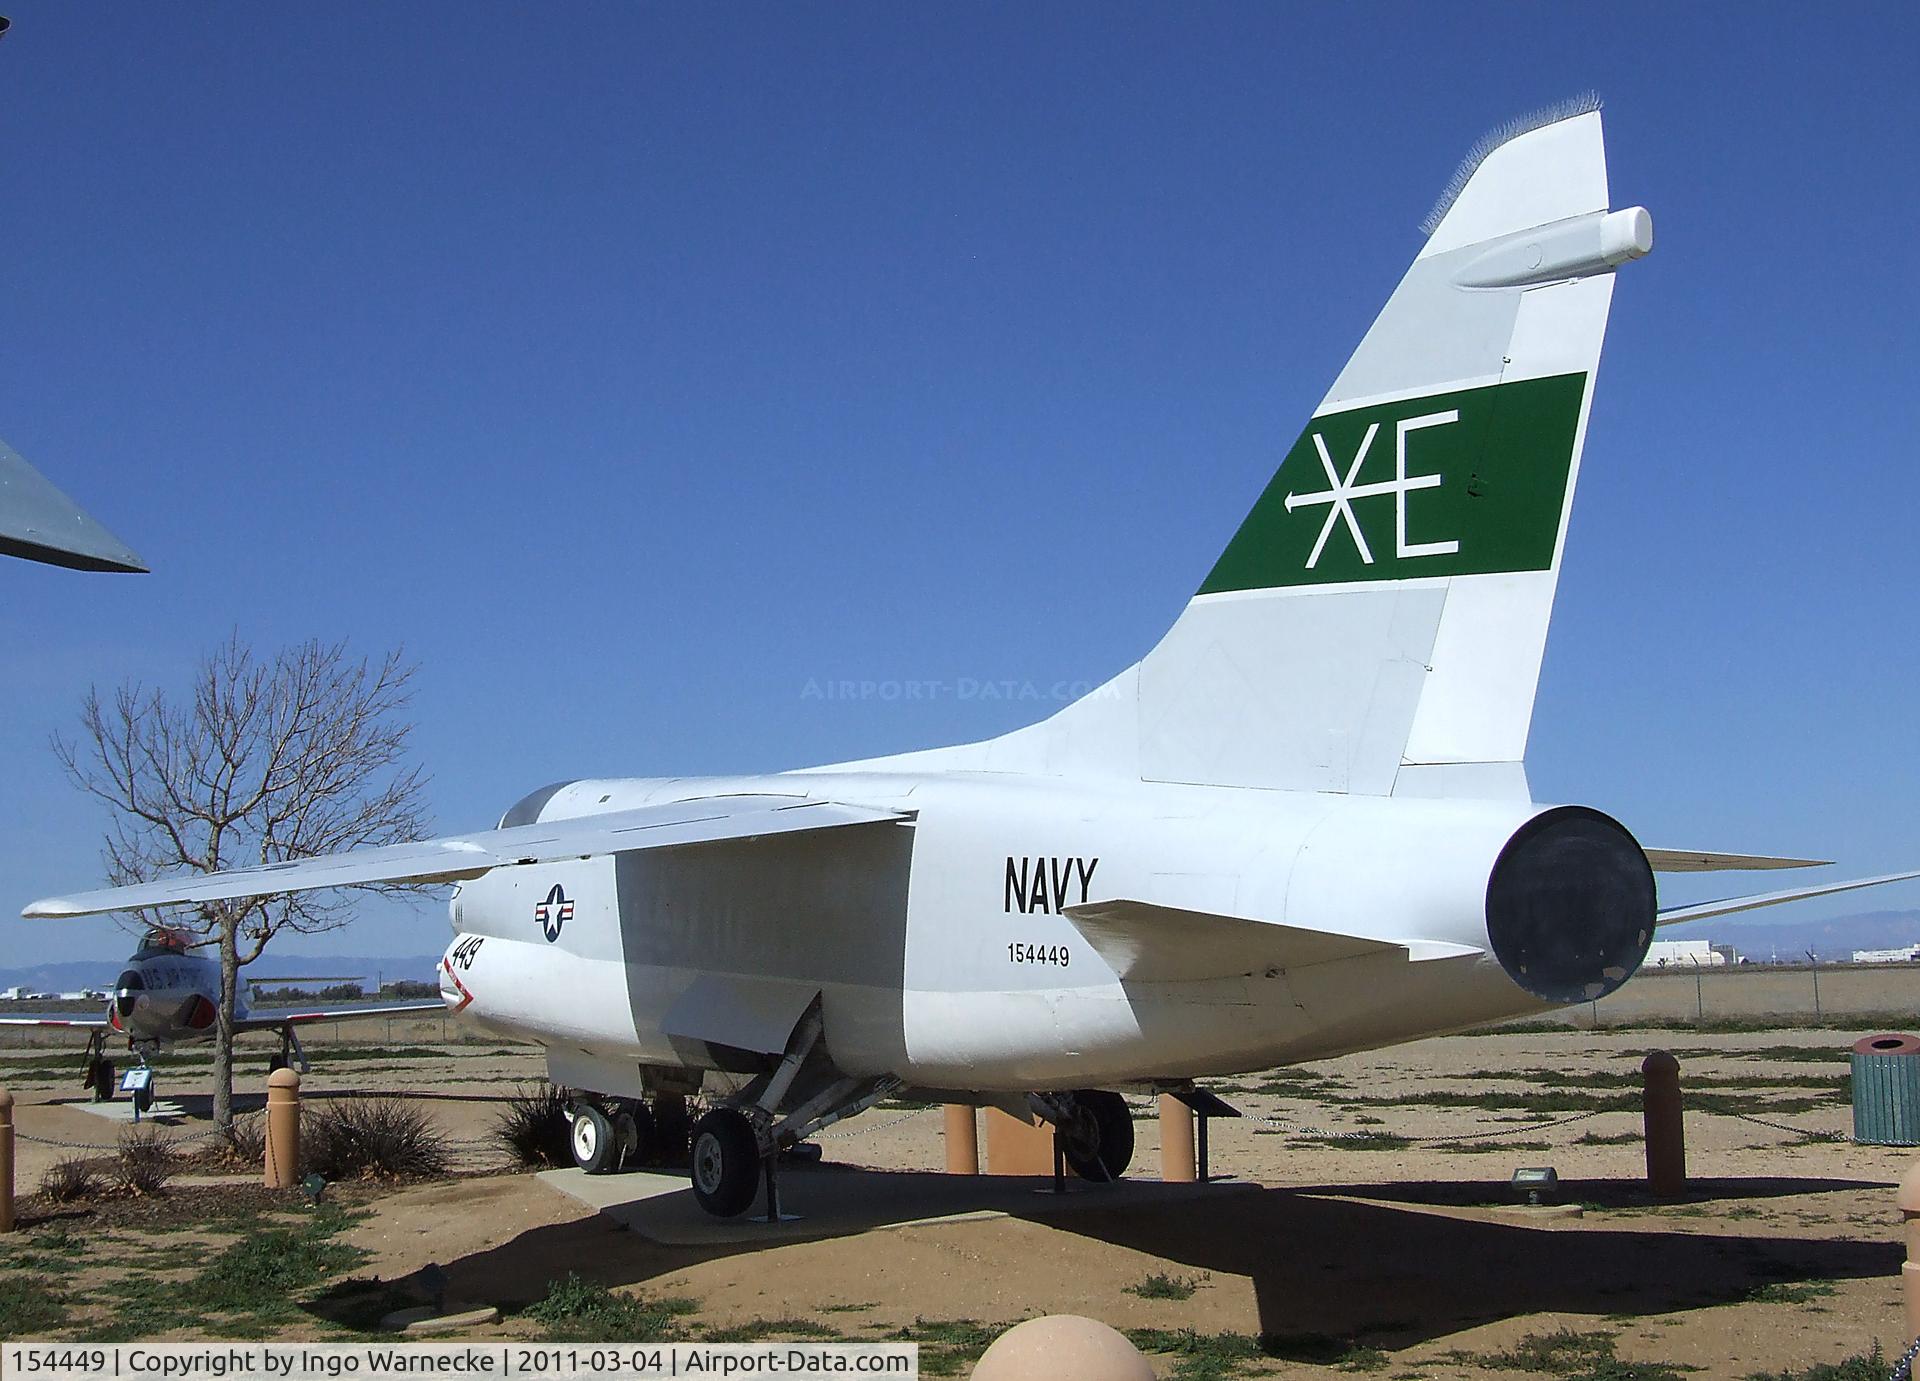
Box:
[269, 1025, 310, 1075]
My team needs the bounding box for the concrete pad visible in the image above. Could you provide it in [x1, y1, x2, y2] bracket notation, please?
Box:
[65, 1097, 189, 1125]
[537, 1164, 1256, 1247]
[1488, 1202, 1586, 1225]
[382, 1306, 502, 1334]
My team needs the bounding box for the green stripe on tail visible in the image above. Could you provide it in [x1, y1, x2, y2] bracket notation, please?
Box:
[1200, 372, 1588, 595]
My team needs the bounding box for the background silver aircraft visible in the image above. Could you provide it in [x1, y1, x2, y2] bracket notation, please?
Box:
[0, 927, 440, 1111]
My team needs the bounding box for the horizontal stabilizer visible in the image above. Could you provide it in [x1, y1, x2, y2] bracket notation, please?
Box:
[1658, 868, 1920, 926]
[1062, 898, 1479, 983]
[1644, 848, 1830, 873]
[23, 796, 909, 919]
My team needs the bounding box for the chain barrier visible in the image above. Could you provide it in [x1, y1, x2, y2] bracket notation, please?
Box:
[817, 1106, 929, 1141]
[1717, 1109, 1849, 1143]
[14, 1123, 228, 1153]
[1247, 1106, 1612, 1145]
[1889, 1336, 1920, 1381]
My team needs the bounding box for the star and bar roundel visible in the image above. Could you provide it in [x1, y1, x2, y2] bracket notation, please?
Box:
[534, 884, 573, 943]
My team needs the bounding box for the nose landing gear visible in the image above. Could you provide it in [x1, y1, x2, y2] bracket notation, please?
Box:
[567, 1097, 661, 1174]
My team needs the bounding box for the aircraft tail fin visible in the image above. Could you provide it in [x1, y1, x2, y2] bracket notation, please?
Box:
[817, 101, 1652, 798]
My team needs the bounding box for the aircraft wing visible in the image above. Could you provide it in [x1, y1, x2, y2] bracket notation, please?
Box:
[233, 999, 447, 1031]
[1658, 869, 1920, 926]
[23, 796, 910, 919]
[0, 1014, 110, 1028]
[0, 436, 147, 573]
[1062, 898, 1480, 983]
[1644, 848, 1829, 873]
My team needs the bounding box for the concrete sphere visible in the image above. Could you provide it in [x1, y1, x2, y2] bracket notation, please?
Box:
[1899, 1158, 1920, 1214]
[971, 1315, 1152, 1381]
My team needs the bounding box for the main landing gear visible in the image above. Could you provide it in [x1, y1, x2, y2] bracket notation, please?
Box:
[688, 1108, 760, 1217]
[1035, 1089, 1136, 1182]
[267, 1024, 311, 1075]
[82, 1032, 115, 1103]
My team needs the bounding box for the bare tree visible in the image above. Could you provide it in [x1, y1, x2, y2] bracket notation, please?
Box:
[54, 635, 430, 1129]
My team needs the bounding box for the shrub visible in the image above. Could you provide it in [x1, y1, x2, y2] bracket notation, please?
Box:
[304, 1097, 451, 1180]
[220, 1114, 266, 1167]
[1127, 1271, 1204, 1301]
[38, 1156, 102, 1203]
[115, 1126, 179, 1196]
[494, 1083, 572, 1168]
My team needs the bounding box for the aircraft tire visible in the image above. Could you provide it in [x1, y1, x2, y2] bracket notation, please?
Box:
[1063, 1090, 1134, 1182]
[570, 1103, 618, 1175]
[92, 1059, 115, 1102]
[689, 1109, 760, 1218]
[132, 1082, 153, 1115]
[268, 1054, 288, 1074]
[613, 1103, 655, 1169]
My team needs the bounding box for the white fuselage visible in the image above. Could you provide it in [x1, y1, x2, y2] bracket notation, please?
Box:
[439, 772, 1564, 1096]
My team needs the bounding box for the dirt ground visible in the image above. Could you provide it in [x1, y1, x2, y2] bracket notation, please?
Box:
[1, 1019, 1913, 1377]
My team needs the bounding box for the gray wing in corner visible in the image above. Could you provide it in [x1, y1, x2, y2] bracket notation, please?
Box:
[0, 438, 146, 573]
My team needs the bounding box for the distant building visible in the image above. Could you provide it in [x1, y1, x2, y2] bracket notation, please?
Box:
[0, 986, 25, 1001]
[1645, 939, 1725, 968]
[1851, 946, 1920, 964]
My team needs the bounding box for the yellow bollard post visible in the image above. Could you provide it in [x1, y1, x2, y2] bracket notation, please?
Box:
[1160, 1094, 1196, 1183]
[264, 1067, 301, 1189]
[0, 1087, 14, 1233]
[1641, 1050, 1686, 1198]
[1900, 1162, 1920, 1341]
[944, 1104, 980, 1175]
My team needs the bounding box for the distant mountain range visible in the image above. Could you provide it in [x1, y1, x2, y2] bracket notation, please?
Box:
[1663, 908, 1920, 961]
[0, 953, 441, 994]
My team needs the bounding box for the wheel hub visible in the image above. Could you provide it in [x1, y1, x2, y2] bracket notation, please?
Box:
[693, 1133, 725, 1194]
[571, 1114, 598, 1162]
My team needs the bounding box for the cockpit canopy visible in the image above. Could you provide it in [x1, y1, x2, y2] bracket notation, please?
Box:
[498, 780, 580, 829]
[132, 926, 191, 960]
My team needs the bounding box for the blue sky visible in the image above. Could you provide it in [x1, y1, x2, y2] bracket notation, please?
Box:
[4, 3, 1917, 966]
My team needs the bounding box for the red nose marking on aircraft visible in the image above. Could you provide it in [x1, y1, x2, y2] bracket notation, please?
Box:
[441, 956, 474, 1015]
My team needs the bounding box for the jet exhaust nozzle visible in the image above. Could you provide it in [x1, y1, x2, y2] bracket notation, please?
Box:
[1485, 806, 1656, 1004]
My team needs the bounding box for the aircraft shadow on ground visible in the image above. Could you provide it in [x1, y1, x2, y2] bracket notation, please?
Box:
[1038, 1179, 1898, 1348]
[361, 1168, 1898, 1349]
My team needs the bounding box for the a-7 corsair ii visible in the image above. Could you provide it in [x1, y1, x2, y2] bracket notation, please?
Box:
[27, 103, 1917, 1214]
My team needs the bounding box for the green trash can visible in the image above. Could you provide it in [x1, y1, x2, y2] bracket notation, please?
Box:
[1851, 1034, 1920, 1146]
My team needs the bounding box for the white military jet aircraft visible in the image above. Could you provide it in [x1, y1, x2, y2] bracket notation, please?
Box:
[26, 102, 1919, 1214]
[0, 928, 442, 1111]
